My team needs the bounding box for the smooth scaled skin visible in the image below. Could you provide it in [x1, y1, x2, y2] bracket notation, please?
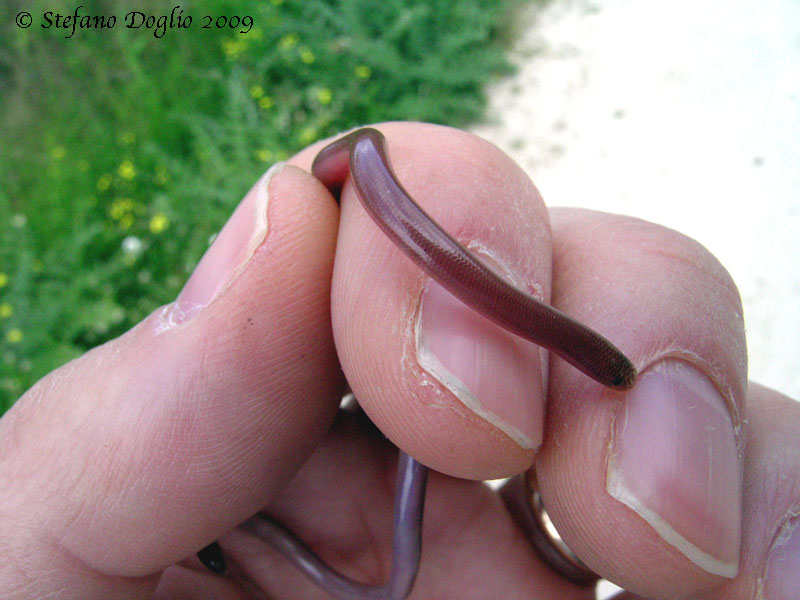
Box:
[202, 128, 638, 599]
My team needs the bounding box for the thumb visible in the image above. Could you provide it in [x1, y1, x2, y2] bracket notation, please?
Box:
[0, 164, 343, 598]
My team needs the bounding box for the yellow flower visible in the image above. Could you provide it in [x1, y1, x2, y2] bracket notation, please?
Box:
[256, 148, 273, 162]
[149, 213, 169, 234]
[250, 85, 264, 99]
[299, 127, 317, 145]
[222, 39, 243, 57]
[6, 329, 23, 344]
[118, 160, 136, 180]
[110, 198, 135, 220]
[97, 173, 113, 191]
[258, 96, 274, 110]
[279, 33, 298, 50]
[0, 303, 12, 319]
[317, 87, 332, 105]
[0, 272, 7, 288]
[354, 64, 372, 79]
[50, 146, 66, 160]
[299, 47, 315, 64]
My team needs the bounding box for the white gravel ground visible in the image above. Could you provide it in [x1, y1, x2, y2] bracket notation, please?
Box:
[472, 0, 800, 401]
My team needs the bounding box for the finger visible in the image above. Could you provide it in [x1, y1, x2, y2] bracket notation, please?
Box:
[535, 208, 747, 597]
[715, 383, 800, 599]
[216, 409, 595, 600]
[0, 165, 343, 596]
[309, 122, 552, 479]
[610, 385, 800, 600]
[153, 564, 247, 600]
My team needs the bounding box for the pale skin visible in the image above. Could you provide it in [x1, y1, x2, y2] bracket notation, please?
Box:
[0, 122, 797, 599]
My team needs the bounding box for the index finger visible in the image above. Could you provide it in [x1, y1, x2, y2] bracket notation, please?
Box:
[293, 121, 554, 479]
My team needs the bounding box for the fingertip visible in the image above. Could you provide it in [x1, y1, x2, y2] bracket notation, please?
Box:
[329, 122, 551, 479]
[536, 208, 748, 596]
[740, 384, 800, 600]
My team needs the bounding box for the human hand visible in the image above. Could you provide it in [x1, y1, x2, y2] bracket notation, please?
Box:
[0, 122, 796, 599]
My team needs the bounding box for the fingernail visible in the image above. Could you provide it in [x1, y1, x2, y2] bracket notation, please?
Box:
[606, 359, 741, 577]
[159, 163, 284, 328]
[762, 513, 800, 599]
[415, 253, 544, 449]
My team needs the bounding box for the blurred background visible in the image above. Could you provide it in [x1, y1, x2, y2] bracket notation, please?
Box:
[0, 0, 524, 411]
[473, 0, 800, 405]
[1, 0, 797, 414]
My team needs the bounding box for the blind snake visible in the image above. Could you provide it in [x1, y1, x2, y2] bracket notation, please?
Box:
[198, 127, 637, 598]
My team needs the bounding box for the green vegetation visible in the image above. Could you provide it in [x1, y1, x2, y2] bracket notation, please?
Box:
[0, 0, 523, 413]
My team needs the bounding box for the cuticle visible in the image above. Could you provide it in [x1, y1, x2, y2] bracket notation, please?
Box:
[412, 265, 537, 450]
[465, 241, 539, 298]
[154, 163, 281, 335]
[634, 352, 743, 451]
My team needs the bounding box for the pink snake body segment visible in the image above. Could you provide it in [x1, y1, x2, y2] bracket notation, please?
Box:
[199, 127, 637, 598]
[314, 127, 636, 390]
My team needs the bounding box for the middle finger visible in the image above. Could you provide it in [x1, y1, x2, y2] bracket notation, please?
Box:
[537, 207, 747, 597]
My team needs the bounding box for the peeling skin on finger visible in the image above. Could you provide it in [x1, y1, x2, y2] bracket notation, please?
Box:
[414, 246, 545, 449]
[155, 162, 283, 333]
[200, 127, 641, 598]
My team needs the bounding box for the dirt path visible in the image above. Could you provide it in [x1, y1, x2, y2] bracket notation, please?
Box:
[473, 0, 800, 400]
